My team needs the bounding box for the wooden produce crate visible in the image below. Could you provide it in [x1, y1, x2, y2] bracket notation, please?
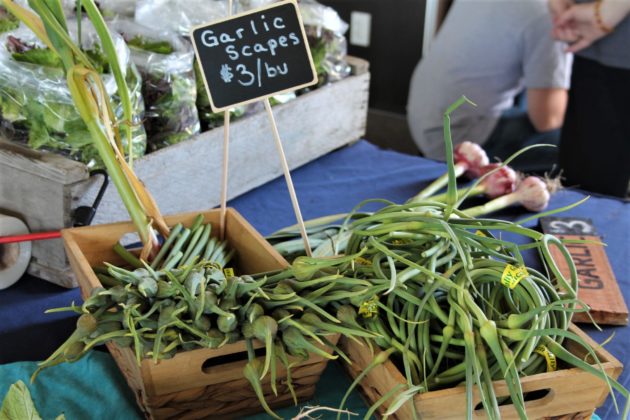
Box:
[341, 325, 623, 420]
[62, 208, 338, 419]
[0, 57, 369, 288]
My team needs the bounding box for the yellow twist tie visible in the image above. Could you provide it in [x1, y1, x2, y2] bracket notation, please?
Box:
[501, 264, 528, 289]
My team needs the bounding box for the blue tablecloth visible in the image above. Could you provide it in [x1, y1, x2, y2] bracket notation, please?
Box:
[1, 141, 628, 418]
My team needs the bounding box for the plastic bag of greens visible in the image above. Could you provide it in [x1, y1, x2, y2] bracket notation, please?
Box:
[0, 21, 146, 168]
[134, 0, 241, 130]
[109, 19, 199, 151]
[135, 0, 227, 37]
[299, 0, 351, 85]
[193, 60, 247, 131]
[61, 0, 137, 19]
[236, 0, 351, 86]
[0, 5, 19, 33]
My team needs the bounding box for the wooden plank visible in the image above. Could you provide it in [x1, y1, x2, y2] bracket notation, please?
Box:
[341, 325, 622, 420]
[540, 218, 628, 325]
[85, 68, 369, 225]
[347, 55, 370, 75]
[224, 209, 289, 273]
[0, 140, 88, 184]
[550, 234, 627, 325]
[0, 155, 78, 285]
[546, 411, 593, 420]
[342, 337, 413, 419]
[157, 384, 316, 419]
[106, 342, 152, 419]
[27, 261, 76, 289]
[143, 336, 335, 396]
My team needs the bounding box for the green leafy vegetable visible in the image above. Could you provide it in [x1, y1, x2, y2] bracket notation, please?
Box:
[0, 25, 146, 168]
[127, 35, 173, 55]
[11, 46, 62, 68]
[109, 20, 199, 150]
[194, 59, 246, 131]
[0, 380, 42, 420]
[0, 6, 19, 33]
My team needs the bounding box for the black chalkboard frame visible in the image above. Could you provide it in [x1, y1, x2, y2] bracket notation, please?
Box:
[190, 0, 318, 112]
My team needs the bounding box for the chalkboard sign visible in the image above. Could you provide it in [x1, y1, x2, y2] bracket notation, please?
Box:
[191, 0, 318, 112]
[540, 217, 597, 236]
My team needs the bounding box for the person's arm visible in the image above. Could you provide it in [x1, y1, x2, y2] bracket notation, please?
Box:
[526, 88, 568, 132]
[521, 9, 572, 132]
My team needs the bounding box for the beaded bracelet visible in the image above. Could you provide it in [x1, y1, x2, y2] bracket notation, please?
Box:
[594, 0, 614, 33]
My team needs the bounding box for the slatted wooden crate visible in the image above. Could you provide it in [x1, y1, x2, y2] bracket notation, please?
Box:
[341, 325, 623, 420]
[62, 208, 339, 419]
[105, 333, 339, 419]
[0, 57, 369, 287]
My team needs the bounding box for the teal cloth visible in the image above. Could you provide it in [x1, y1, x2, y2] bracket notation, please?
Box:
[0, 350, 368, 419]
[0, 351, 141, 419]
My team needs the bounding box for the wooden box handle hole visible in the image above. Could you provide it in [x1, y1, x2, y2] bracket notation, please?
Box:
[474, 388, 555, 416]
[201, 347, 266, 374]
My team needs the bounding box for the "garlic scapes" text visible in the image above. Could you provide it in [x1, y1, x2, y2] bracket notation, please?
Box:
[199, 14, 301, 61]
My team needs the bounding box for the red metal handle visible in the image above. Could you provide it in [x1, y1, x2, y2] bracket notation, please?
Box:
[0, 231, 62, 244]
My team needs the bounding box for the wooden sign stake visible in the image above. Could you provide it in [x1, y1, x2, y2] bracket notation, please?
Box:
[263, 99, 312, 256]
[219, 0, 234, 240]
[192, 0, 316, 253]
[219, 111, 230, 240]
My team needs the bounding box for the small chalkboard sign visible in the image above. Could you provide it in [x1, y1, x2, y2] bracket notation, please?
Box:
[540, 217, 598, 236]
[191, 0, 317, 112]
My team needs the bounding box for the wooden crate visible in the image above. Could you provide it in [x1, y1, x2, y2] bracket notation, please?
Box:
[341, 325, 623, 420]
[104, 334, 339, 419]
[0, 57, 369, 288]
[62, 208, 339, 419]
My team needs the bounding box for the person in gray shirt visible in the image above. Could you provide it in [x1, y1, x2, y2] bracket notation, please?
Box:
[407, 0, 572, 172]
[550, 0, 630, 197]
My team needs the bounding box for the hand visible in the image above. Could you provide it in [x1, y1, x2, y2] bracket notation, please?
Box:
[548, 0, 581, 46]
[553, 3, 606, 52]
[548, 0, 574, 17]
[549, 0, 581, 44]
[553, 1, 630, 53]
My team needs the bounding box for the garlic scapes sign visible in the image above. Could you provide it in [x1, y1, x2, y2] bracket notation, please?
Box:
[191, 0, 317, 111]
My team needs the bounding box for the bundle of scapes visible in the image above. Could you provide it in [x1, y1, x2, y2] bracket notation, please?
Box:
[38, 214, 379, 420]
[286, 97, 627, 419]
[293, 196, 629, 419]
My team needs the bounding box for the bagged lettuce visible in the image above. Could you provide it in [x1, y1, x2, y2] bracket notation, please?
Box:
[0, 6, 19, 33]
[134, 0, 247, 131]
[58, 0, 135, 19]
[135, 0, 227, 37]
[109, 19, 200, 151]
[299, 0, 351, 86]
[236, 0, 351, 86]
[0, 21, 146, 168]
[133, 0, 349, 131]
[193, 59, 247, 131]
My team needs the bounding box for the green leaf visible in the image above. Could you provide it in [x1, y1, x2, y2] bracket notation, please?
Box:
[0, 380, 43, 420]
